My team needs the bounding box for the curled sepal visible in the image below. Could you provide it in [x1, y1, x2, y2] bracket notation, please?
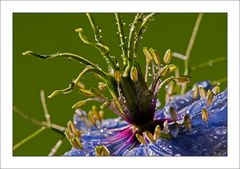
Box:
[130, 66, 138, 82]
[48, 83, 74, 98]
[173, 76, 191, 83]
[163, 49, 173, 64]
[95, 145, 110, 156]
[201, 108, 209, 122]
[75, 28, 110, 55]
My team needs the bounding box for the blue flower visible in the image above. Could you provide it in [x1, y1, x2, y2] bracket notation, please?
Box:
[64, 81, 227, 156]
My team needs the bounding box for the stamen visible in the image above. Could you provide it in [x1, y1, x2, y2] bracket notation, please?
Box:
[153, 125, 161, 141]
[199, 86, 206, 99]
[169, 107, 177, 121]
[163, 49, 173, 64]
[212, 86, 220, 95]
[100, 100, 111, 110]
[201, 108, 208, 122]
[67, 121, 76, 135]
[72, 100, 86, 109]
[98, 82, 107, 90]
[149, 48, 160, 64]
[144, 131, 155, 143]
[192, 84, 199, 99]
[135, 133, 146, 145]
[114, 70, 121, 83]
[130, 66, 138, 82]
[173, 76, 190, 83]
[163, 120, 169, 133]
[206, 90, 214, 106]
[183, 114, 192, 129]
[71, 136, 83, 150]
[95, 145, 110, 156]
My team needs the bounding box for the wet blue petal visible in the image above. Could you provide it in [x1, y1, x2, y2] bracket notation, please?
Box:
[64, 83, 227, 156]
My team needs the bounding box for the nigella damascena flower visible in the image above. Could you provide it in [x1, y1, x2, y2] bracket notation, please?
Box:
[64, 81, 227, 156]
[22, 13, 227, 156]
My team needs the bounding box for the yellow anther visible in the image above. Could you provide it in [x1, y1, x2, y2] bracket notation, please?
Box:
[206, 91, 214, 106]
[65, 129, 72, 141]
[72, 100, 86, 109]
[168, 64, 176, 72]
[169, 107, 177, 121]
[79, 88, 93, 96]
[100, 101, 111, 110]
[99, 110, 104, 120]
[163, 120, 169, 133]
[160, 65, 170, 76]
[174, 76, 190, 83]
[74, 128, 81, 138]
[95, 145, 110, 156]
[67, 120, 75, 135]
[192, 84, 199, 99]
[88, 110, 96, 126]
[130, 66, 138, 82]
[114, 70, 121, 83]
[201, 108, 209, 122]
[153, 125, 161, 141]
[71, 137, 83, 150]
[183, 114, 192, 129]
[212, 86, 220, 95]
[98, 82, 107, 90]
[149, 48, 160, 64]
[135, 133, 146, 145]
[144, 131, 155, 143]
[199, 86, 206, 99]
[75, 81, 85, 89]
[92, 105, 101, 121]
[143, 47, 153, 63]
[163, 49, 172, 64]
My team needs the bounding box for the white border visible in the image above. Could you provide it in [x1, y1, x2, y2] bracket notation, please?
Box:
[1, 1, 239, 169]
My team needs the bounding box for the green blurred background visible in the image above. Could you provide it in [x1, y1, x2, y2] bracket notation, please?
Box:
[13, 13, 227, 156]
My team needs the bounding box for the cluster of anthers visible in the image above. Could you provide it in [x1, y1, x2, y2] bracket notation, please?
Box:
[22, 13, 222, 156]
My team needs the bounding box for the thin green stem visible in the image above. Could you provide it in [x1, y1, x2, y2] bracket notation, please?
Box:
[86, 13, 103, 43]
[184, 13, 204, 75]
[48, 137, 64, 156]
[134, 13, 156, 54]
[40, 90, 51, 125]
[190, 57, 226, 70]
[13, 126, 46, 151]
[128, 13, 141, 66]
[13, 105, 66, 133]
[115, 13, 128, 67]
[22, 51, 97, 68]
